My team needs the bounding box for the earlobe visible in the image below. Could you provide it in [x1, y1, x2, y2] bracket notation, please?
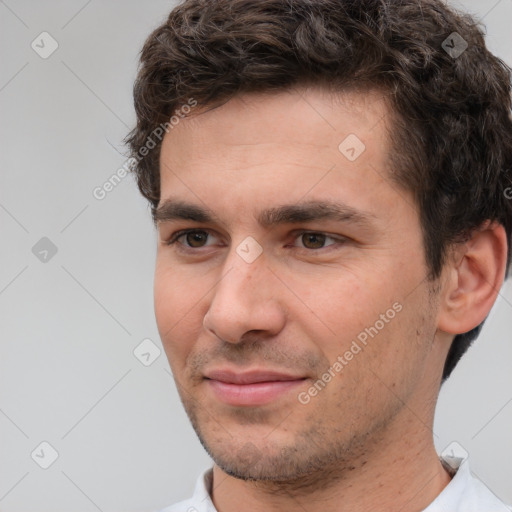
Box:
[437, 221, 508, 335]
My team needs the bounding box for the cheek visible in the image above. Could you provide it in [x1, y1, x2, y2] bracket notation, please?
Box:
[154, 264, 178, 333]
[357, 286, 434, 392]
[294, 264, 421, 383]
[154, 258, 206, 324]
[153, 263, 205, 363]
[289, 269, 393, 342]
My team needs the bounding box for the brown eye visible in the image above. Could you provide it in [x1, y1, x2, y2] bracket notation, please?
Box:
[165, 229, 221, 251]
[291, 231, 344, 251]
[301, 232, 327, 249]
[185, 231, 209, 247]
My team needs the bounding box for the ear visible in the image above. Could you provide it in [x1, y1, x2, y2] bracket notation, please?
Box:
[437, 221, 508, 335]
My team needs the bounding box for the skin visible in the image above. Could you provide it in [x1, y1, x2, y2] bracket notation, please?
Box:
[154, 86, 507, 512]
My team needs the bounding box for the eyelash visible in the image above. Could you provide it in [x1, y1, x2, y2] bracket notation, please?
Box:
[164, 229, 347, 253]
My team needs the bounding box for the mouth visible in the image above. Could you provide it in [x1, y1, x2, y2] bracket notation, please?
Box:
[204, 369, 307, 406]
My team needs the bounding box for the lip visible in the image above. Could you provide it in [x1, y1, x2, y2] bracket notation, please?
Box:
[205, 369, 306, 384]
[204, 369, 307, 406]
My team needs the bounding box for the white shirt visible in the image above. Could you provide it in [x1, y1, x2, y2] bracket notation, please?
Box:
[158, 456, 512, 512]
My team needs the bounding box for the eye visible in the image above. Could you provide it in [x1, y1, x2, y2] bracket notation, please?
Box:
[165, 229, 219, 248]
[292, 231, 342, 250]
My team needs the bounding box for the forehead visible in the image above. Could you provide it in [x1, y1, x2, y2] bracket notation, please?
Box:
[162, 86, 392, 155]
[158, 87, 403, 223]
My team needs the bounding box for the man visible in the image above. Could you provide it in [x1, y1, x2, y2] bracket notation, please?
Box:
[126, 0, 512, 510]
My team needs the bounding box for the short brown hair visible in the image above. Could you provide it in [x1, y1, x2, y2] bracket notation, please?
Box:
[125, 0, 512, 382]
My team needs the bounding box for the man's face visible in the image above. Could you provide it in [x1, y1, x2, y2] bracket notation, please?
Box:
[154, 87, 443, 481]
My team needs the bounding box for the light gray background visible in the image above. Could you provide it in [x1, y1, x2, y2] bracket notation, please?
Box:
[0, 1, 511, 511]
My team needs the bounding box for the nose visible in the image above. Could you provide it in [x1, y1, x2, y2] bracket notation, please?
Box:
[202, 247, 286, 344]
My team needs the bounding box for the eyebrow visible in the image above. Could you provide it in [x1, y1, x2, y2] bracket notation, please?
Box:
[154, 198, 377, 229]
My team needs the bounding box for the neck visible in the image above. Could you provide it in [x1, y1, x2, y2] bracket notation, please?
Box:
[211, 410, 452, 512]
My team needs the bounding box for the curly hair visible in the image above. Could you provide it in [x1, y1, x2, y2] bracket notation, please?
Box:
[125, 0, 512, 382]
